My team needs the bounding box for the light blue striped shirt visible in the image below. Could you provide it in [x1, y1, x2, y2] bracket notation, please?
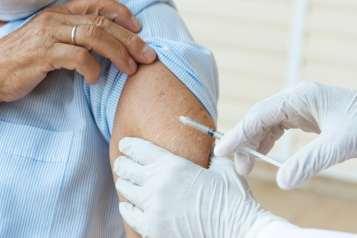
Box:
[0, 0, 218, 237]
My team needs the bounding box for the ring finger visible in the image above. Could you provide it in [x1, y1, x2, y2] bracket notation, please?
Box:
[62, 14, 156, 64]
[56, 23, 137, 75]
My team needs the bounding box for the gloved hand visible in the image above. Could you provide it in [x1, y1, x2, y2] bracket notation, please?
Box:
[114, 137, 283, 238]
[214, 80, 357, 190]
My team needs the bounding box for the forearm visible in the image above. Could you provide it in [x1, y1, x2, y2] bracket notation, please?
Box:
[109, 61, 215, 237]
[256, 221, 355, 238]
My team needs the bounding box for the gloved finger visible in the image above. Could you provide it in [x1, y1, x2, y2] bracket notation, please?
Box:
[257, 125, 285, 155]
[234, 152, 255, 176]
[119, 137, 176, 166]
[113, 156, 145, 186]
[214, 97, 289, 157]
[116, 177, 145, 210]
[119, 202, 148, 237]
[276, 135, 347, 190]
[215, 81, 326, 158]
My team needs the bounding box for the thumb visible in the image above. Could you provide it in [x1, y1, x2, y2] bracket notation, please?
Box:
[277, 134, 348, 190]
[119, 202, 148, 236]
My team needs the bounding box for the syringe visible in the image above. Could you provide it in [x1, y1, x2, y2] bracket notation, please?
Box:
[176, 116, 282, 168]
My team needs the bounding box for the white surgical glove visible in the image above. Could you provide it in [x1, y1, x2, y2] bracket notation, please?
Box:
[214, 80, 357, 190]
[114, 137, 284, 238]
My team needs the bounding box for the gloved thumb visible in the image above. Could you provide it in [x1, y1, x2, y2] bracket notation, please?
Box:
[277, 134, 348, 190]
[214, 126, 242, 157]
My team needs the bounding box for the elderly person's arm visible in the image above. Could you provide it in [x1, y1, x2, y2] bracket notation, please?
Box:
[109, 61, 215, 237]
[84, 1, 218, 236]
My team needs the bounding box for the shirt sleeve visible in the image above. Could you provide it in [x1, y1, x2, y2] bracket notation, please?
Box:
[84, 0, 219, 143]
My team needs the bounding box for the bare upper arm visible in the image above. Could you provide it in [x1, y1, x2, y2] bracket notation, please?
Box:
[109, 60, 216, 237]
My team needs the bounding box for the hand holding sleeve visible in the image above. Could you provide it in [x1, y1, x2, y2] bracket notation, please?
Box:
[214, 80, 357, 190]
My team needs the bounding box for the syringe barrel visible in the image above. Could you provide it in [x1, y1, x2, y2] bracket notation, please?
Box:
[184, 117, 211, 134]
[179, 116, 223, 140]
[213, 131, 223, 140]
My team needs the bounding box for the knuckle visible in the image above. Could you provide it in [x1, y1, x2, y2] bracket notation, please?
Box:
[89, 0, 101, 5]
[42, 8, 51, 13]
[73, 48, 90, 64]
[33, 27, 47, 38]
[115, 44, 128, 58]
[85, 25, 102, 39]
[36, 11, 54, 22]
[118, 4, 132, 17]
[125, 33, 140, 47]
[92, 16, 109, 29]
[42, 4, 58, 14]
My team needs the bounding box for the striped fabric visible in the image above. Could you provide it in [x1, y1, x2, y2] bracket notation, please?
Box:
[0, 0, 218, 237]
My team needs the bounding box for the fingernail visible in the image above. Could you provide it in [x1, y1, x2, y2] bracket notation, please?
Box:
[131, 16, 142, 31]
[143, 45, 156, 62]
[129, 58, 137, 74]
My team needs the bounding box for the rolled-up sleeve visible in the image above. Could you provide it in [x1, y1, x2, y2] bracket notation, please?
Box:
[84, 0, 219, 143]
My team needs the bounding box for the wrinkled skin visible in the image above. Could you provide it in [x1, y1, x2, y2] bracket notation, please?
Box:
[0, 0, 156, 102]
